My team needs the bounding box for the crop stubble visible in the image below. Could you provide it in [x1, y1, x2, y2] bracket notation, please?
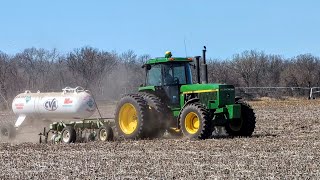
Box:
[0, 100, 319, 179]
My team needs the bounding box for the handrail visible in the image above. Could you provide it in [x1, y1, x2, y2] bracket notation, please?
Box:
[62, 86, 85, 94]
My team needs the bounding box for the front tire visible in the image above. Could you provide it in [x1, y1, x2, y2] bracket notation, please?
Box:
[180, 103, 213, 139]
[225, 102, 256, 136]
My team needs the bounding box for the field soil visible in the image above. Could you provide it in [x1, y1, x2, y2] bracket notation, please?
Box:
[0, 100, 319, 179]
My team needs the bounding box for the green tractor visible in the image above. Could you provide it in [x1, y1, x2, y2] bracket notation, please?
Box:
[114, 47, 256, 140]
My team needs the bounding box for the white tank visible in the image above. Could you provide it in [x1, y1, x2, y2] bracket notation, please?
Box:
[12, 87, 96, 127]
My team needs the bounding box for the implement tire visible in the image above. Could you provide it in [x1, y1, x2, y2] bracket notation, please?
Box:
[225, 102, 256, 137]
[97, 125, 113, 142]
[115, 94, 148, 140]
[61, 126, 77, 143]
[180, 103, 213, 140]
[139, 93, 167, 139]
[0, 124, 16, 140]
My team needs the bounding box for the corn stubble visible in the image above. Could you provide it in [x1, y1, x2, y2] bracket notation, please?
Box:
[0, 100, 319, 179]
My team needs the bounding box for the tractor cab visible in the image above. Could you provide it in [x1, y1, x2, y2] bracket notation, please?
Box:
[140, 51, 193, 107]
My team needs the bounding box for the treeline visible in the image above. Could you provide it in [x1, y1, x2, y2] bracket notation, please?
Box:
[0, 47, 319, 108]
[209, 50, 320, 88]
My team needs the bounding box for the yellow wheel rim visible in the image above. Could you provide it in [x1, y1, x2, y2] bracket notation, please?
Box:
[185, 112, 200, 134]
[119, 103, 138, 134]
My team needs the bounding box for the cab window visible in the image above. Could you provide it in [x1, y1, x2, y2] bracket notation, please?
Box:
[163, 63, 188, 85]
[146, 64, 161, 86]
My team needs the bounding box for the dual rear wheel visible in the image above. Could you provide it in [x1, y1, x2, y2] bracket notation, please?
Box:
[115, 94, 148, 139]
[115, 93, 167, 140]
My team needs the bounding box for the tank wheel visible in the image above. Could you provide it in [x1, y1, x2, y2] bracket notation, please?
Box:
[115, 94, 148, 140]
[139, 93, 167, 139]
[180, 103, 213, 139]
[98, 125, 113, 141]
[0, 124, 16, 140]
[225, 102, 256, 136]
[61, 126, 77, 143]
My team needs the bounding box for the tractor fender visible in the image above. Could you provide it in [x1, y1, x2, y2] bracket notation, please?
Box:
[176, 98, 200, 127]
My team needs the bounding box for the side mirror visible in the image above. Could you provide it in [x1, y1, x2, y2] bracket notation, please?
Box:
[139, 84, 144, 87]
[142, 64, 151, 70]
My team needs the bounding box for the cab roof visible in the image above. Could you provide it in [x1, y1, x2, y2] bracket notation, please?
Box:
[145, 57, 193, 65]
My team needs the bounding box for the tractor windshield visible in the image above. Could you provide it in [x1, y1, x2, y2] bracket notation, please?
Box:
[146, 63, 192, 86]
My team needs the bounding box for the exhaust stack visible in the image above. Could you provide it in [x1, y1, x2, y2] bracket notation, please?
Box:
[194, 56, 201, 84]
[201, 46, 208, 84]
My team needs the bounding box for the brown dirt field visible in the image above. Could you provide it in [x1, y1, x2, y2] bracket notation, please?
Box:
[0, 100, 319, 179]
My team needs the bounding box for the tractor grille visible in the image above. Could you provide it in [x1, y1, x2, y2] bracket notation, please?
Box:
[219, 89, 235, 106]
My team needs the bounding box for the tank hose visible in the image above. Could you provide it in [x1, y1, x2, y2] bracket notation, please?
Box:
[89, 92, 103, 119]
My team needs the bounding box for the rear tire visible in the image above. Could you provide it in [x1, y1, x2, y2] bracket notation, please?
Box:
[97, 125, 113, 141]
[225, 102, 256, 136]
[0, 124, 16, 140]
[139, 93, 167, 139]
[61, 126, 77, 143]
[180, 103, 213, 139]
[114, 94, 149, 140]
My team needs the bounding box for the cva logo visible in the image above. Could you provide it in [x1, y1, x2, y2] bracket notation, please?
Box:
[44, 98, 58, 111]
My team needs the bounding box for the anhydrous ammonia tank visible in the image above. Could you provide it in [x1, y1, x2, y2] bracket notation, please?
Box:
[12, 87, 96, 127]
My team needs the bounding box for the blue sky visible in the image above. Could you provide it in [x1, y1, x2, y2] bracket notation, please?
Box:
[0, 0, 319, 59]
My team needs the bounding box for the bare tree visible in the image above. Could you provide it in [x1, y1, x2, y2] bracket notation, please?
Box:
[119, 50, 138, 93]
[0, 52, 19, 108]
[207, 60, 239, 85]
[232, 50, 268, 87]
[295, 54, 319, 87]
[280, 54, 319, 88]
[265, 54, 284, 86]
[66, 47, 117, 91]
[14, 48, 59, 91]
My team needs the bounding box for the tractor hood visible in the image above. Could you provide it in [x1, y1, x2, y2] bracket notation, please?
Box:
[180, 83, 235, 93]
[181, 83, 236, 108]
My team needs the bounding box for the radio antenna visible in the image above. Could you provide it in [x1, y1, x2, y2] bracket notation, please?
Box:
[184, 36, 188, 57]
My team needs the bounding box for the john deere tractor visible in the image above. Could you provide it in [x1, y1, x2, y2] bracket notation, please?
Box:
[114, 47, 256, 140]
